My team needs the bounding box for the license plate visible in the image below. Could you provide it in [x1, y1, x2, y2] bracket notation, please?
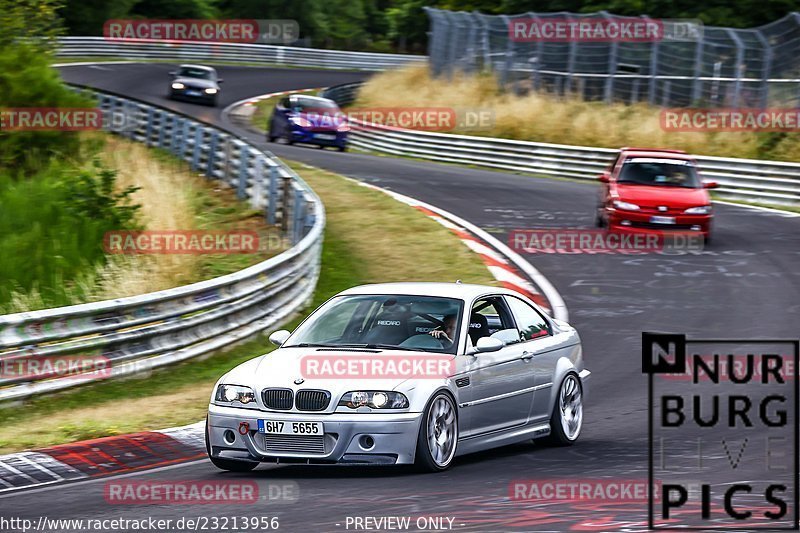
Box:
[315, 134, 336, 141]
[186, 90, 202, 97]
[649, 216, 676, 224]
[257, 420, 323, 435]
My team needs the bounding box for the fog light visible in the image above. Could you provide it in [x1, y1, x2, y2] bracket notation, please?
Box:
[223, 430, 236, 445]
[359, 435, 375, 450]
[691, 225, 701, 231]
[238, 421, 250, 435]
[620, 220, 632, 226]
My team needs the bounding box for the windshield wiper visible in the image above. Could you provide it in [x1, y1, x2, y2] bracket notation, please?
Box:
[282, 342, 365, 348]
[365, 344, 436, 352]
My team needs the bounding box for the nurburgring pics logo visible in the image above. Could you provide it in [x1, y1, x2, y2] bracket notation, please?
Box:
[300, 355, 454, 380]
[103, 230, 260, 254]
[509, 229, 704, 254]
[662, 109, 800, 132]
[643, 332, 799, 529]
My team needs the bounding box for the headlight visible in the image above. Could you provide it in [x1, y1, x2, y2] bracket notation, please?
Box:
[215, 384, 256, 405]
[204, 88, 218, 94]
[171, 82, 185, 90]
[684, 205, 711, 215]
[612, 200, 640, 211]
[289, 116, 312, 128]
[339, 391, 409, 409]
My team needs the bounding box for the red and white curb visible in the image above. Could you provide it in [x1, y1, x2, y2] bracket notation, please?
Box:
[358, 182, 568, 322]
[0, 422, 204, 494]
[224, 87, 324, 120]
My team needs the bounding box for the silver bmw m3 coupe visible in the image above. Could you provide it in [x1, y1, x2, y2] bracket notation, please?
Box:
[206, 282, 590, 472]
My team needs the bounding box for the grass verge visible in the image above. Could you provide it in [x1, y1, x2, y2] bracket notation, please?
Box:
[355, 64, 800, 163]
[0, 160, 495, 454]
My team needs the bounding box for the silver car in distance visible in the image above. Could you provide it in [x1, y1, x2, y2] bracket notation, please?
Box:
[206, 282, 590, 472]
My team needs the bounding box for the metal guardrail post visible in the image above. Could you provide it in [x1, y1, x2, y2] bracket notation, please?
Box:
[206, 130, 219, 178]
[237, 144, 250, 199]
[268, 165, 279, 225]
[191, 127, 204, 170]
[281, 175, 293, 232]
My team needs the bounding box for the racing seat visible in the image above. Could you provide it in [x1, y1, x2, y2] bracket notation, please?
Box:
[363, 307, 412, 345]
[468, 312, 490, 345]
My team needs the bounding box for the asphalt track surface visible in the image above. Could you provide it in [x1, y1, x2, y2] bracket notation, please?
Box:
[6, 63, 797, 532]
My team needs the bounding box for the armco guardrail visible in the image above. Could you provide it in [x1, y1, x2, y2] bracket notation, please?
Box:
[0, 88, 324, 401]
[322, 83, 800, 206]
[56, 37, 425, 71]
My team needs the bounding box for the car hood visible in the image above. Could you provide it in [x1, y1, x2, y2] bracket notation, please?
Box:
[294, 111, 345, 129]
[222, 347, 453, 396]
[173, 77, 218, 89]
[616, 184, 709, 208]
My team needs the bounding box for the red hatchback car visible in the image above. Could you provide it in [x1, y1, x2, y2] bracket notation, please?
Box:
[596, 148, 718, 242]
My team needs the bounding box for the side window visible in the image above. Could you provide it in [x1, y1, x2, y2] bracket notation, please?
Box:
[471, 296, 520, 346]
[279, 97, 290, 108]
[505, 296, 551, 341]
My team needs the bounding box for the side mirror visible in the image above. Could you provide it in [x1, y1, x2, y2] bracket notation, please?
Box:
[217, 78, 224, 84]
[703, 181, 719, 189]
[472, 337, 504, 354]
[268, 329, 291, 347]
[168, 71, 177, 77]
[598, 172, 611, 183]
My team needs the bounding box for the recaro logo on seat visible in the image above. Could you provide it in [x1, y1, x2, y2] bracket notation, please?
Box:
[377, 320, 401, 326]
[470, 323, 482, 329]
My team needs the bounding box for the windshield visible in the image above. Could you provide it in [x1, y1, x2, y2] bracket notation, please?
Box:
[177, 67, 213, 80]
[284, 294, 464, 354]
[291, 97, 340, 113]
[618, 158, 701, 188]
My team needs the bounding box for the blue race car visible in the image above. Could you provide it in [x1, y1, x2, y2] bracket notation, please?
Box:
[267, 95, 349, 152]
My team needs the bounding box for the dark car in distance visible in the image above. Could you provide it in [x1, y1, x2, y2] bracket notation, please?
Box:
[268, 94, 349, 151]
[168, 65, 222, 107]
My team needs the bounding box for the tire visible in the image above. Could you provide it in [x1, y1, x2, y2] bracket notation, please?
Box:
[205, 417, 258, 472]
[543, 373, 583, 446]
[338, 145, 347, 153]
[414, 391, 458, 472]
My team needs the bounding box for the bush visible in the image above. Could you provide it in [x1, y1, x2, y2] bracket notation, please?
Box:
[0, 161, 140, 310]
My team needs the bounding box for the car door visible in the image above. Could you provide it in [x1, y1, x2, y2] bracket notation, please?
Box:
[459, 296, 535, 437]
[503, 295, 567, 424]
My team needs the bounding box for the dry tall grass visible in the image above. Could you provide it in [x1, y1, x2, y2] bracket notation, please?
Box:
[356, 65, 800, 161]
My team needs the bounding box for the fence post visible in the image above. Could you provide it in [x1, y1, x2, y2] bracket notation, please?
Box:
[647, 18, 660, 106]
[726, 29, 745, 108]
[602, 12, 618, 104]
[691, 35, 704, 104]
[754, 29, 772, 108]
[499, 15, 514, 88]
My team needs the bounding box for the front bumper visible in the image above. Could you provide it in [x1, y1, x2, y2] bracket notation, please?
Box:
[207, 404, 422, 465]
[290, 128, 348, 148]
[170, 89, 217, 104]
[607, 209, 712, 236]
